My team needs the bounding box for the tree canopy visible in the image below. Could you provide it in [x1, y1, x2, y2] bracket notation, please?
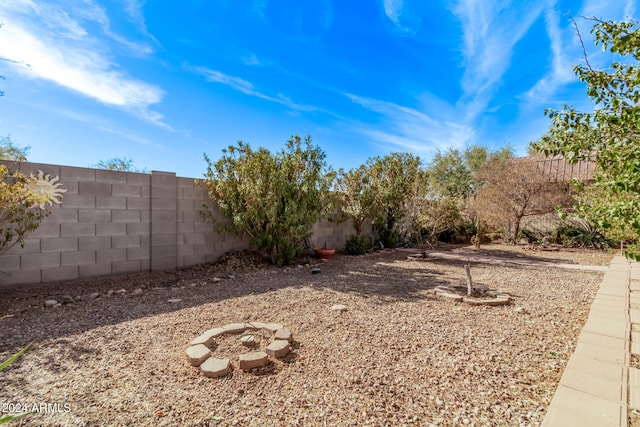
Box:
[533, 17, 640, 259]
[427, 146, 512, 200]
[92, 157, 147, 173]
[202, 135, 335, 266]
[0, 136, 30, 161]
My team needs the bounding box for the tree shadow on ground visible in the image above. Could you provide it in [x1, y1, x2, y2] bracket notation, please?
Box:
[0, 248, 580, 355]
[443, 245, 588, 265]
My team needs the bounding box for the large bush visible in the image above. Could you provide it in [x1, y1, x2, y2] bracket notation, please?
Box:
[202, 135, 335, 266]
[362, 153, 424, 247]
[335, 165, 369, 236]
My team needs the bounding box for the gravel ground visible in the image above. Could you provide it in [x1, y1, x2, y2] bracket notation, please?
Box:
[0, 244, 613, 426]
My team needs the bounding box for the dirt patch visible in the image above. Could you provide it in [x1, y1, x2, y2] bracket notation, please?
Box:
[0, 244, 613, 426]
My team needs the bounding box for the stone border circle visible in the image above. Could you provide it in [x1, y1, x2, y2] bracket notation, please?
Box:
[186, 322, 293, 378]
[434, 285, 511, 306]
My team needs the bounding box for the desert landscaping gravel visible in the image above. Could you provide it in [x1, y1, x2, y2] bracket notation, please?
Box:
[0, 244, 613, 426]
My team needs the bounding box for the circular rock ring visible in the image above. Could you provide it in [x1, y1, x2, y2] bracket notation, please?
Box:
[185, 322, 293, 378]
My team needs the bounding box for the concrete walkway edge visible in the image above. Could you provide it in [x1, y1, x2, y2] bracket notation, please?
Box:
[542, 255, 632, 427]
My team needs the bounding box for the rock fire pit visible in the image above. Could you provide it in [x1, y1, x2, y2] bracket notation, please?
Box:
[186, 321, 294, 378]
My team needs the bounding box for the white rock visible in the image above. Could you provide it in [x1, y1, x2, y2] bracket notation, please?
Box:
[274, 328, 293, 342]
[262, 323, 284, 333]
[240, 335, 255, 346]
[190, 327, 225, 346]
[331, 304, 348, 312]
[185, 344, 211, 367]
[222, 323, 246, 334]
[168, 298, 182, 303]
[239, 351, 268, 370]
[201, 357, 230, 378]
[266, 340, 289, 358]
[246, 321, 266, 330]
[44, 299, 58, 307]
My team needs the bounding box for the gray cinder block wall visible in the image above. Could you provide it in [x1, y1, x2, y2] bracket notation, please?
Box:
[0, 161, 356, 289]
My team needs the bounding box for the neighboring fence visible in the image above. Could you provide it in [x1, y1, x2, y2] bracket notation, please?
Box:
[0, 161, 355, 289]
[536, 154, 596, 183]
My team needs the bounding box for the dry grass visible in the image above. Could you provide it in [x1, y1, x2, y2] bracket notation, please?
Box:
[0, 244, 613, 426]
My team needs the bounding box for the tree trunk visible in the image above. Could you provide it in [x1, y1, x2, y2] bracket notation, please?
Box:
[513, 216, 522, 243]
[464, 264, 473, 296]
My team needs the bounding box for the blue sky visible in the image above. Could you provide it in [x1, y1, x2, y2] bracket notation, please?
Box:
[0, 0, 637, 177]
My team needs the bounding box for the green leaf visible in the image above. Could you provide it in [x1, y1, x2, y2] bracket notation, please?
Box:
[0, 342, 31, 372]
[0, 411, 35, 425]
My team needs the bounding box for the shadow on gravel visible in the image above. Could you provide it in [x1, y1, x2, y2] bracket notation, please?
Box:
[450, 247, 580, 265]
[0, 247, 598, 355]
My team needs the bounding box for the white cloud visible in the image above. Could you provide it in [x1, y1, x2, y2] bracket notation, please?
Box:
[345, 93, 475, 155]
[0, 0, 164, 122]
[382, 0, 418, 34]
[192, 66, 318, 113]
[624, 0, 636, 18]
[522, 8, 577, 104]
[196, 68, 257, 95]
[121, 0, 159, 48]
[242, 53, 262, 66]
[524, 0, 639, 107]
[452, 0, 548, 118]
[383, 0, 403, 26]
[581, 0, 634, 20]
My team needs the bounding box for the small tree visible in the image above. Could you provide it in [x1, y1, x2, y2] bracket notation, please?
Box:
[428, 149, 473, 199]
[0, 167, 66, 255]
[335, 165, 369, 236]
[93, 157, 147, 173]
[0, 136, 29, 162]
[473, 157, 572, 242]
[362, 152, 423, 247]
[202, 135, 335, 266]
[427, 146, 513, 200]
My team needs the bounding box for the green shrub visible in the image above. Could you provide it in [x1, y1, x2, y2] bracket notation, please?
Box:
[345, 234, 368, 255]
[518, 229, 536, 242]
[363, 153, 423, 249]
[552, 223, 614, 249]
[201, 135, 335, 266]
[378, 229, 398, 248]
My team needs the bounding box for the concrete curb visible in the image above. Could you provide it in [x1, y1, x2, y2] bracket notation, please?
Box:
[542, 255, 632, 427]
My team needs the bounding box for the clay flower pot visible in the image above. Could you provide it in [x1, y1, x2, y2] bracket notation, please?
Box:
[314, 248, 336, 260]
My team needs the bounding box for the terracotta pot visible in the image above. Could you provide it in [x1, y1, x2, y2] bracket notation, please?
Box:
[314, 248, 336, 260]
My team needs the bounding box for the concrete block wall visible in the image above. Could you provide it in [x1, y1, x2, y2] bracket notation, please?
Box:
[311, 214, 362, 250]
[0, 161, 358, 289]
